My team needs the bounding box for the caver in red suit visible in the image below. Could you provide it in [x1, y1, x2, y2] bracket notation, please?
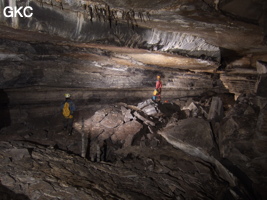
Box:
[155, 75, 162, 101]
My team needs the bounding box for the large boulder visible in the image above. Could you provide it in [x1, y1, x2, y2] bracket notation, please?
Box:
[256, 60, 267, 74]
[159, 118, 214, 155]
[77, 99, 183, 160]
[81, 105, 144, 161]
[100, 112, 124, 129]
[137, 99, 162, 117]
[112, 120, 143, 147]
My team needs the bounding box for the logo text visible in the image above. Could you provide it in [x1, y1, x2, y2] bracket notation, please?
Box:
[3, 6, 33, 18]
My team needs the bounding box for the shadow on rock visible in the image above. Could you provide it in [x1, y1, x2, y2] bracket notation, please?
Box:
[0, 89, 11, 130]
[0, 183, 30, 200]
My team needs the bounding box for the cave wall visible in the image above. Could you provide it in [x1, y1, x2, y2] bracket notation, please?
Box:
[0, 33, 227, 124]
[1, 0, 267, 125]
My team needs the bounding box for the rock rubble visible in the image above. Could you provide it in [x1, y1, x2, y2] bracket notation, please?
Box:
[0, 93, 266, 199]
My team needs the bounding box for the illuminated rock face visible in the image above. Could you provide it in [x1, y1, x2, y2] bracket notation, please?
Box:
[0, 25, 228, 123]
[0, 0, 266, 108]
[0, 1, 221, 59]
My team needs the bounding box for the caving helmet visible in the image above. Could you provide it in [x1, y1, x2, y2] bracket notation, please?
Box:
[65, 93, 71, 98]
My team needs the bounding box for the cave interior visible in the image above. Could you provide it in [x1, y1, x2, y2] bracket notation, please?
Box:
[0, 0, 267, 199]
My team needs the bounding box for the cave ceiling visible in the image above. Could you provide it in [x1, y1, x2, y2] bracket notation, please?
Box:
[1, 0, 267, 62]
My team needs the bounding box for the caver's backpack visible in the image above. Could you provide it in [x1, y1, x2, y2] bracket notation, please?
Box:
[152, 89, 158, 101]
[153, 89, 158, 96]
[62, 102, 73, 119]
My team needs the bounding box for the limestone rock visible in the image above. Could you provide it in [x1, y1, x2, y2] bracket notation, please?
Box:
[0, 95, 265, 199]
[90, 109, 108, 123]
[133, 111, 156, 126]
[100, 112, 124, 129]
[218, 98, 267, 198]
[4, 148, 31, 161]
[182, 101, 198, 111]
[142, 104, 159, 116]
[257, 105, 267, 136]
[0, 140, 248, 200]
[182, 101, 199, 117]
[121, 106, 133, 122]
[158, 118, 238, 189]
[256, 60, 267, 74]
[161, 118, 214, 153]
[208, 96, 224, 121]
[255, 74, 267, 97]
[113, 120, 143, 146]
[244, 105, 256, 115]
[90, 123, 105, 138]
[137, 99, 154, 109]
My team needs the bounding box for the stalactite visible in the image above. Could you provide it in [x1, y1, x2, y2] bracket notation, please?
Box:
[89, 6, 93, 22]
[35, 0, 150, 29]
[138, 12, 144, 22]
[60, 2, 63, 10]
[112, 10, 118, 26]
[130, 9, 137, 27]
[146, 12, 150, 21]
[94, 5, 100, 21]
[125, 12, 131, 28]
[129, 9, 135, 21]
[30, 1, 150, 30]
[107, 6, 112, 28]
[122, 10, 126, 20]
[100, 8, 106, 22]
